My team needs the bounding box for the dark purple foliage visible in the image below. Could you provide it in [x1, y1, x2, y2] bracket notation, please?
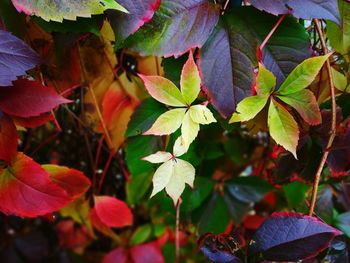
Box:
[249, 212, 342, 261]
[108, 0, 161, 46]
[200, 7, 311, 118]
[127, 0, 220, 57]
[249, 0, 340, 24]
[0, 29, 41, 86]
[198, 232, 242, 263]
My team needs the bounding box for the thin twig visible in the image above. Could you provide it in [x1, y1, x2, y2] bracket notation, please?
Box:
[175, 199, 181, 263]
[308, 19, 337, 216]
[259, 15, 286, 52]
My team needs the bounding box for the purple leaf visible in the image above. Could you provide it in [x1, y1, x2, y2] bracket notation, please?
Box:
[249, 212, 342, 261]
[0, 29, 41, 86]
[199, 7, 311, 118]
[126, 0, 220, 57]
[108, 0, 161, 46]
[249, 0, 341, 24]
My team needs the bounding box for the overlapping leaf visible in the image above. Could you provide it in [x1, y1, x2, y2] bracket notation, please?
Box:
[127, 0, 219, 57]
[0, 30, 41, 86]
[0, 113, 18, 163]
[249, 212, 342, 261]
[200, 7, 312, 117]
[249, 0, 340, 24]
[0, 153, 71, 217]
[108, 0, 161, 46]
[11, 0, 127, 22]
[0, 79, 70, 117]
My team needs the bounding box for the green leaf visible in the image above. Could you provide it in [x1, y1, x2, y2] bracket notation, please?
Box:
[335, 212, 350, 237]
[139, 75, 186, 107]
[327, 0, 350, 55]
[181, 111, 200, 147]
[256, 63, 276, 95]
[125, 136, 164, 176]
[144, 108, 186, 136]
[229, 95, 269, 123]
[126, 172, 153, 205]
[268, 99, 299, 158]
[126, 98, 167, 138]
[32, 16, 102, 35]
[283, 181, 310, 208]
[11, 0, 127, 22]
[189, 105, 216, 125]
[332, 68, 348, 92]
[277, 54, 331, 95]
[277, 90, 321, 125]
[130, 224, 153, 246]
[180, 51, 201, 105]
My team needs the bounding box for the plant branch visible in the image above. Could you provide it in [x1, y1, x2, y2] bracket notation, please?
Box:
[308, 19, 337, 216]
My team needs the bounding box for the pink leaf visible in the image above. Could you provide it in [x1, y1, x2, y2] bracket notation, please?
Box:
[0, 79, 71, 118]
[131, 242, 164, 263]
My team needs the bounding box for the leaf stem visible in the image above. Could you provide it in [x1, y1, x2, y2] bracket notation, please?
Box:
[259, 15, 286, 52]
[175, 199, 182, 263]
[308, 19, 337, 216]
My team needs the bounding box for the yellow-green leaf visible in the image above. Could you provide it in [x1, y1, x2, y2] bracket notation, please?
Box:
[268, 99, 299, 159]
[165, 158, 195, 204]
[11, 0, 127, 22]
[180, 51, 201, 105]
[150, 160, 174, 198]
[229, 95, 269, 123]
[173, 137, 189, 157]
[181, 111, 200, 147]
[332, 68, 348, 92]
[139, 75, 186, 107]
[277, 90, 321, 125]
[277, 54, 332, 95]
[144, 108, 186, 135]
[142, 151, 172, 163]
[189, 105, 216, 124]
[256, 63, 276, 95]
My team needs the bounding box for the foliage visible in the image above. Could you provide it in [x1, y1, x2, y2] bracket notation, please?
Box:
[1, 0, 350, 262]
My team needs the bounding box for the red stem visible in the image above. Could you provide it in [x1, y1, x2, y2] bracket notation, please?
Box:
[259, 15, 286, 52]
[97, 151, 114, 194]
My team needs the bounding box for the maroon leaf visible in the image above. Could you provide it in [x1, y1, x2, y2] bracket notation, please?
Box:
[0, 29, 41, 86]
[102, 247, 129, 263]
[108, 0, 161, 46]
[127, 0, 219, 57]
[0, 79, 71, 118]
[0, 113, 18, 163]
[200, 7, 311, 118]
[249, 212, 342, 261]
[249, 0, 340, 24]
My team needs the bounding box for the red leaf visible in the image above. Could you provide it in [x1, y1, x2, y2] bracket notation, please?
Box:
[93, 195, 133, 228]
[12, 113, 54, 128]
[0, 79, 71, 118]
[130, 242, 164, 263]
[42, 165, 91, 199]
[0, 153, 71, 217]
[0, 113, 18, 163]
